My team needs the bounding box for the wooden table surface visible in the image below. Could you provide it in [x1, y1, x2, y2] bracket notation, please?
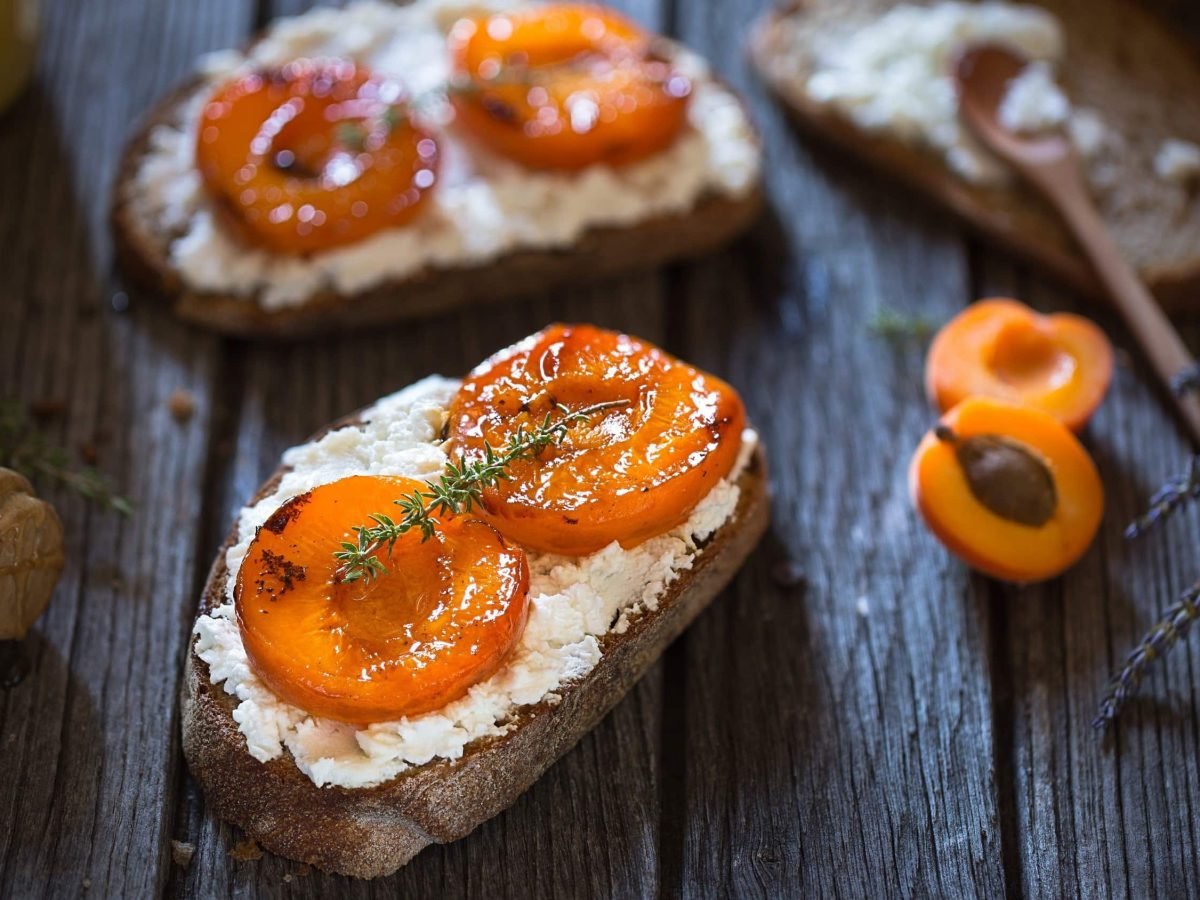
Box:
[4, 0, 1200, 896]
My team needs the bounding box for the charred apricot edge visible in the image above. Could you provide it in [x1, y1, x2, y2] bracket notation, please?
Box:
[925, 298, 1113, 432]
[448, 4, 691, 169]
[909, 397, 1103, 583]
[235, 475, 529, 725]
[447, 323, 745, 556]
[196, 59, 439, 254]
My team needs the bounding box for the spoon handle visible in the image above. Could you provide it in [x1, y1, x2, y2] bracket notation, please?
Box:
[1030, 160, 1200, 448]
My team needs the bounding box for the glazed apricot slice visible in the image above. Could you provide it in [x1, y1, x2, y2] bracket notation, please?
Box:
[909, 397, 1104, 583]
[196, 59, 439, 254]
[925, 298, 1113, 432]
[235, 475, 529, 725]
[447, 324, 745, 556]
[448, 4, 691, 169]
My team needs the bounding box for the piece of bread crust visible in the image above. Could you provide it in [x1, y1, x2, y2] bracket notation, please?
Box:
[181, 413, 770, 878]
[112, 71, 764, 339]
[749, 0, 1200, 313]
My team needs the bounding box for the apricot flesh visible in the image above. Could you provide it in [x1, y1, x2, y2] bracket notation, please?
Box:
[196, 60, 439, 254]
[447, 323, 745, 556]
[925, 298, 1113, 432]
[910, 397, 1103, 583]
[448, 4, 690, 169]
[235, 475, 529, 725]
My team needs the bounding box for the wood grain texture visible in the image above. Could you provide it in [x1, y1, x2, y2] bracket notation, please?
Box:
[4, 0, 1200, 895]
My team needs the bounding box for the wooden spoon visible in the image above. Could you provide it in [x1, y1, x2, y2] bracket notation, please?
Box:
[956, 44, 1200, 448]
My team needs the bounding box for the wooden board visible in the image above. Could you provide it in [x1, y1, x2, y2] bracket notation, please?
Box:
[2, 0, 1200, 896]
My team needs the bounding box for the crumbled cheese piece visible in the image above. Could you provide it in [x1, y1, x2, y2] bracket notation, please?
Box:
[997, 62, 1069, 134]
[194, 376, 756, 789]
[1154, 139, 1200, 186]
[130, 0, 760, 311]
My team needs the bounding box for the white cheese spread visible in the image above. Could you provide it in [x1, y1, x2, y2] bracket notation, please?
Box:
[799, 1, 1110, 185]
[193, 376, 757, 789]
[1154, 139, 1200, 187]
[131, 0, 761, 311]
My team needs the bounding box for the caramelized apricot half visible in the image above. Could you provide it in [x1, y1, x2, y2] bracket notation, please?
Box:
[236, 475, 529, 725]
[448, 4, 691, 169]
[447, 324, 745, 556]
[196, 59, 439, 254]
[925, 298, 1113, 432]
[909, 397, 1104, 583]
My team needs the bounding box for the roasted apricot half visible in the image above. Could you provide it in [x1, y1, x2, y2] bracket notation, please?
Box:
[196, 59, 439, 254]
[925, 298, 1113, 432]
[236, 475, 529, 725]
[448, 4, 691, 169]
[447, 324, 745, 556]
[910, 397, 1104, 583]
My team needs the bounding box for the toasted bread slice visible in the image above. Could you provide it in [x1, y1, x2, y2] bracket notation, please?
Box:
[749, 0, 1200, 312]
[111, 19, 764, 339]
[181, 412, 769, 878]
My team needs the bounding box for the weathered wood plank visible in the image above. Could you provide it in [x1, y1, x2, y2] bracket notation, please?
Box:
[975, 253, 1200, 899]
[0, 0, 252, 896]
[667, 0, 1008, 895]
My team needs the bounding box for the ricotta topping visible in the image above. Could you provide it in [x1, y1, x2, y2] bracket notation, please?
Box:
[799, 1, 1107, 185]
[1154, 139, 1200, 187]
[131, 0, 761, 311]
[193, 376, 756, 789]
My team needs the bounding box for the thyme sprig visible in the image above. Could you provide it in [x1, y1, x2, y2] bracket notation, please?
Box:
[867, 307, 937, 340]
[333, 399, 628, 583]
[0, 401, 132, 515]
[1124, 456, 1200, 539]
[1093, 584, 1200, 730]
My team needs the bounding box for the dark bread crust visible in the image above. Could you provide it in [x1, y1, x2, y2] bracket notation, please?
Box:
[749, 0, 1200, 312]
[111, 75, 764, 340]
[181, 411, 770, 878]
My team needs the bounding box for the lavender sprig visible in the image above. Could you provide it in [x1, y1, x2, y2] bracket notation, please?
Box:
[1124, 456, 1200, 539]
[1093, 584, 1200, 730]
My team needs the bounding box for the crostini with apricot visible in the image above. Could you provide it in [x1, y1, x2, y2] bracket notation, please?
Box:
[183, 324, 769, 876]
[112, 0, 764, 338]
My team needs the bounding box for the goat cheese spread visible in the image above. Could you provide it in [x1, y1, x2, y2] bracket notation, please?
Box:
[800, 1, 1105, 185]
[131, 0, 760, 311]
[193, 376, 757, 789]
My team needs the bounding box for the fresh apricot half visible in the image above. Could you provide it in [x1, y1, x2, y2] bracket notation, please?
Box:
[235, 475, 529, 725]
[448, 4, 691, 169]
[196, 59, 439, 254]
[909, 397, 1104, 583]
[925, 298, 1113, 432]
[447, 324, 745, 556]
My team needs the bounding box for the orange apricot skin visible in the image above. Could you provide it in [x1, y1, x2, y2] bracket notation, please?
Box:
[448, 4, 690, 170]
[236, 476, 529, 725]
[196, 60, 439, 254]
[909, 397, 1104, 583]
[448, 324, 745, 556]
[925, 298, 1113, 432]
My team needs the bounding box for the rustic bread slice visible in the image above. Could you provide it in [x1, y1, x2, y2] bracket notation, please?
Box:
[749, 0, 1200, 312]
[112, 71, 763, 340]
[181, 412, 769, 878]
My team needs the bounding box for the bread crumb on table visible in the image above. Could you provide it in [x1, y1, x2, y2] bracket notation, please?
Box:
[168, 388, 196, 423]
[171, 839, 195, 869]
[229, 838, 263, 862]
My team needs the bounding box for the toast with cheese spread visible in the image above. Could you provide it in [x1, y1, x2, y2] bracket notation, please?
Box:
[111, 0, 764, 339]
[181, 328, 769, 877]
[749, 0, 1200, 311]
